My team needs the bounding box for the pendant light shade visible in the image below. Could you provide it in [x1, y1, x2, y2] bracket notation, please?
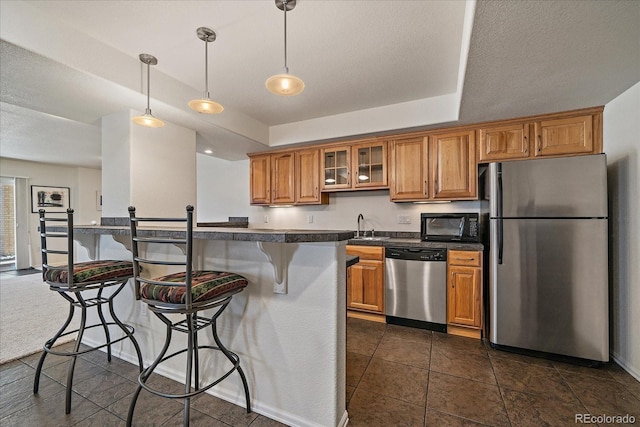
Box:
[266, 0, 304, 96]
[132, 54, 164, 128]
[189, 27, 224, 114]
[265, 73, 305, 96]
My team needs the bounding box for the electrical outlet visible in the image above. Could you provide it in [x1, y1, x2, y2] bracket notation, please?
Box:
[307, 215, 313, 224]
[140, 303, 148, 317]
[263, 214, 269, 223]
[397, 215, 412, 224]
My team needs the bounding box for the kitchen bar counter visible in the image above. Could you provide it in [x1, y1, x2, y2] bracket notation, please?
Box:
[64, 225, 350, 427]
[64, 224, 355, 243]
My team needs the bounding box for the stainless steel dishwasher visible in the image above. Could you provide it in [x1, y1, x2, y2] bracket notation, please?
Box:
[385, 247, 447, 332]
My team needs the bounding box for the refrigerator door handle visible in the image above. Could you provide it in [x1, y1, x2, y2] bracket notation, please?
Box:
[497, 163, 504, 264]
[498, 218, 503, 264]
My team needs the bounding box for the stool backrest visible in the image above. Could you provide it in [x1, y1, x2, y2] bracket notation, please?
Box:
[39, 209, 75, 285]
[128, 205, 194, 307]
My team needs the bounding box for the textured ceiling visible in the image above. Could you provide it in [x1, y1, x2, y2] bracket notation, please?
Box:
[0, 0, 639, 168]
[459, 0, 640, 124]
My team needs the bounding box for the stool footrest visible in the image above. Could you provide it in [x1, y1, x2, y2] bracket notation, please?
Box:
[138, 345, 241, 400]
[43, 322, 136, 357]
[172, 315, 213, 333]
[68, 296, 110, 309]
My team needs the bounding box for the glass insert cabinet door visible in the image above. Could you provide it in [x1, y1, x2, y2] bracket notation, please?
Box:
[322, 148, 351, 189]
[353, 142, 387, 188]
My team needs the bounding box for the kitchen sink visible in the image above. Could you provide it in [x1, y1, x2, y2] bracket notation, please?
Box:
[351, 236, 390, 241]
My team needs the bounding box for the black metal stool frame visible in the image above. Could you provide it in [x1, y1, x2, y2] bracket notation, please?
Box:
[127, 205, 250, 427]
[34, 209, 143, 414]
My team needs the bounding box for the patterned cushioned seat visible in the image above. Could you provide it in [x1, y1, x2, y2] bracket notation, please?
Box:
[140, 271, 248, 305]
[44, 260, 134, 284]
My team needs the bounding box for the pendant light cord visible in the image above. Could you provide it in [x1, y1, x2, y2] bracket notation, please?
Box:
[146, 62, 151, 112]
[204, 39, 209, 97]
[283, 0, 289, 74]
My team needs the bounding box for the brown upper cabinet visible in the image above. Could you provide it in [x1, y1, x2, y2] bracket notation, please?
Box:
[477, 108, 602, 163]
[322, 140, 388, 191]
[253, 153, 295, 205]
[249, 106, 603, 205]
[389, 136, 429, 201]
[352, 141, 387, 189]
[430, 130, 477, 200]
[478, 123, 530, 162]
[321, 146, 351, 190]
[390, 130, 476, 201]
[250, 149, 328, 206]
[270, 152, 296, 205]
[249, 154, 271, 205]
[296, 149, 329, 205]
[533, 115, 594, 157]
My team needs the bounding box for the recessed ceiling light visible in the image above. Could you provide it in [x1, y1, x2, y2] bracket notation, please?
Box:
[204, 149, 213, 154]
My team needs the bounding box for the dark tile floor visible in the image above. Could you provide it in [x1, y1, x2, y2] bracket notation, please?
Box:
[1, 317, 639, 426]
[346, 318, 640, 426]
[0, 341, 286, 427]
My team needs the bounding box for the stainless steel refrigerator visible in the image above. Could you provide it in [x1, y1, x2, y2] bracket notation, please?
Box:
[488, 154, 608, 364]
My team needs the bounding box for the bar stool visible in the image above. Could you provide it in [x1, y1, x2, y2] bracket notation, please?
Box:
[126, 205, 251, 427]
[35, 208, 143, 414]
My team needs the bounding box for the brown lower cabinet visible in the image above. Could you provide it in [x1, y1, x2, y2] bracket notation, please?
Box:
[447, 249, 483, 339]
[346, 245, 385, 319]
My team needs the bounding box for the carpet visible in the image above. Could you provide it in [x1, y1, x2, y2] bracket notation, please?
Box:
[0, 272, 76, 364]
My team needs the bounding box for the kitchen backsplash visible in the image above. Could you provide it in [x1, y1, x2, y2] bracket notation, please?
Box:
[247, 190, 484, 231]
[196, 155, 485, 231]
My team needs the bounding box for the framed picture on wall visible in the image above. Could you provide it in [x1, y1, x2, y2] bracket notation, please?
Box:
[31, 185, 71, 213]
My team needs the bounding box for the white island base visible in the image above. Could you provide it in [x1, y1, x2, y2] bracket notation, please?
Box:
[75, 233, 348, 427]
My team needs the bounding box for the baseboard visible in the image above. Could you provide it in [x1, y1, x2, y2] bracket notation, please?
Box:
[447, 325, 482, 339]
[347, 310, 386, 323]
[610, 351, 640, 382]
[338, 410, 349, 427]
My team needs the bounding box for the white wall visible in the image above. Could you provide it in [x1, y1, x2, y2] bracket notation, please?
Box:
[196, 153, 482, 232]
[0, 158, 101, 267]
[604, 83, 640, 380]
[604, 81, 640, 380]
[196, 154, 250, 222]
[102, 111, 197, 218]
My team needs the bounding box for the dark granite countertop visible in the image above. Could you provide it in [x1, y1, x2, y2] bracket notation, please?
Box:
[53, 225, 355, 243]
[347, 237, 484, 251]
[346, 255, 360, 268]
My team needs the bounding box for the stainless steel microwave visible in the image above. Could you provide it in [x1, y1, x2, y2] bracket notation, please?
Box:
[420, 213, 480, 242]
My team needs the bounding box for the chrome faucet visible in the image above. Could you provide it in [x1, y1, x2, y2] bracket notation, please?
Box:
[356, 214, 364, 238]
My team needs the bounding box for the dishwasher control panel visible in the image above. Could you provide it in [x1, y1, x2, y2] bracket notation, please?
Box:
[385, 247, 447, 262]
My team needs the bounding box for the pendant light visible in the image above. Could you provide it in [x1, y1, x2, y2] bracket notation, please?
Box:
[265, 0, 305, 96]
[132, 54, 164, 128]
[188, 27, 223, 114]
